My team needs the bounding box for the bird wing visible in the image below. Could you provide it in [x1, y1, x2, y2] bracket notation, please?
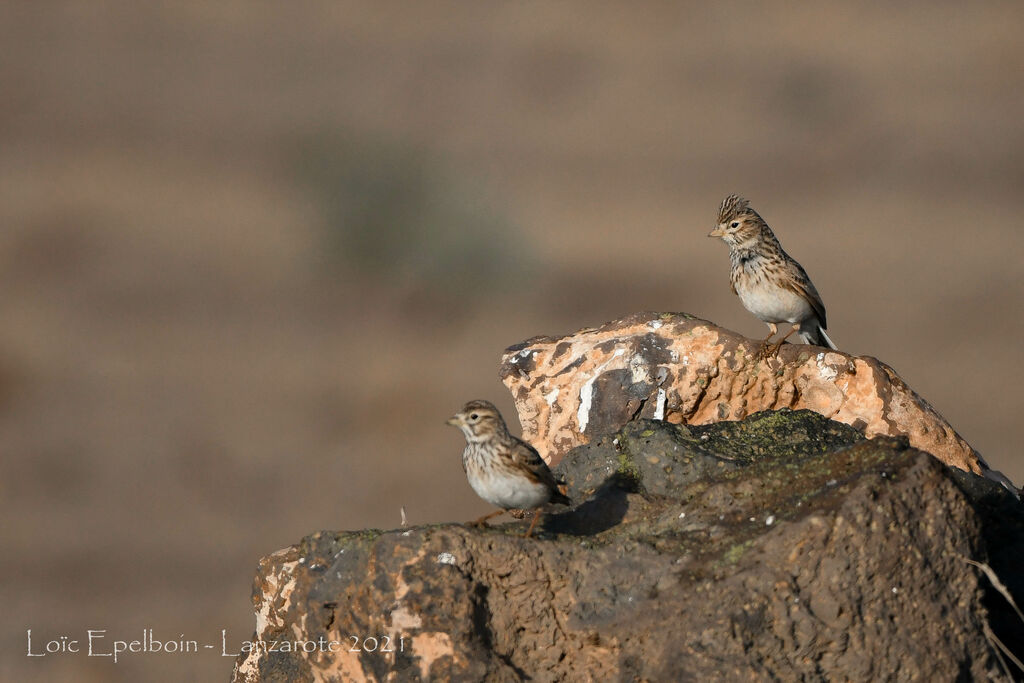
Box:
[784, 260, 828, 329]
[510, 438, 562, 490]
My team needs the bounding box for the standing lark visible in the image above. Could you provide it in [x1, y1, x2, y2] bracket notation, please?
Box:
[709, 194, 837, 356]
[447, 400, 570, 538]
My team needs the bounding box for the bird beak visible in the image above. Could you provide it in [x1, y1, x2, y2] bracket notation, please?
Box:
[446, 415, 461, 427]
[708, 226, 724, 238]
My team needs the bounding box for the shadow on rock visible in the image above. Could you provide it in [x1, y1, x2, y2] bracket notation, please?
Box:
[543, 473, 636, 537]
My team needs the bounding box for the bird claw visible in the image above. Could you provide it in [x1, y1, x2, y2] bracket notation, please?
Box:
[469, 509, 505, 528]
[757, 337, 789, 360]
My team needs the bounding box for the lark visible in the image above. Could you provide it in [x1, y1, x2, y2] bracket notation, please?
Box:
[447, 400, 570, 538]
[709, 195, 837, 356]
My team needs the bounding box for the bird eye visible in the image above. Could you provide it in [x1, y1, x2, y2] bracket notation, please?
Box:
[470, 413, 479, 420]
[730, 221, 739, 228]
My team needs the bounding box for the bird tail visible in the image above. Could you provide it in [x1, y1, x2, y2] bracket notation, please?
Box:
[551, 490, 571, 506]
[799, 324, 838, 351]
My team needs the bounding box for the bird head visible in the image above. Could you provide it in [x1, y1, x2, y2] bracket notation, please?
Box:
[446, 400, 508, 443]
[709, 194, 764, 248]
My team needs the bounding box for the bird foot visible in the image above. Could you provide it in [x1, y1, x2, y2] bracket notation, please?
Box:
[757, 337, 790, 360]
[470, 510, 505, 528]
[523, 512, 541, 539]
[757, 340, 778, 360]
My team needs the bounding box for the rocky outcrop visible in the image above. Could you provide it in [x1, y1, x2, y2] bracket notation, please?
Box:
[500, 312, 990, 477]
[232, 410, 1024, 682]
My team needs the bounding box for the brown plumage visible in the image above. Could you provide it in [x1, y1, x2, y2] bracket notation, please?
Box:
[446, 400, 569, 538]
[709, 194, 837, 355]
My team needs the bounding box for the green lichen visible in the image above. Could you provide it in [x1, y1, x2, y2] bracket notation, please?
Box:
[720, 539, 754, 566]
[341, 528, 383, 542]
[617, 450, 642, 486]
[687, 409, 864, 464]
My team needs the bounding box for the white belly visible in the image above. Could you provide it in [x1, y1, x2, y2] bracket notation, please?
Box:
[469, 468, 550, 510]
[736, 280, 813, 324]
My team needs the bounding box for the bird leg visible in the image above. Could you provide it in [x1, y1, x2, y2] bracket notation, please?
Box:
[470, 509, 505, 528]
[757, 323, 779, 359]
[766, 325, 799, 357]
[524, 512, 542, 539]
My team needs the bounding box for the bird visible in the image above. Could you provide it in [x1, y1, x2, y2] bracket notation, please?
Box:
[709, 194, 837, 357]
[446, 400, 570, 538]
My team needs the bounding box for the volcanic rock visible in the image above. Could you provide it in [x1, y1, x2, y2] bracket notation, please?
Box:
[499, 312, 992, 480]
[232, 410, 1024, 682]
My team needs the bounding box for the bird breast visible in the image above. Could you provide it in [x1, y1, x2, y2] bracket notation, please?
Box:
[733, 263, 814, 324]
[471, 471, 550, 509]
[464, 448, 550, 509]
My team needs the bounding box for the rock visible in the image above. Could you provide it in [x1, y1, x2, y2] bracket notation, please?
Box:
[555, 408, 866, 502]
[500, 311, 993, 479]
[232, 410, 1024, 682]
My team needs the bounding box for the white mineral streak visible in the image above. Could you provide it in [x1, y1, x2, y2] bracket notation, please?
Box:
[816, 352, 837, 381]
[577, 348, 626, 433]
[654, 387, 667, 420]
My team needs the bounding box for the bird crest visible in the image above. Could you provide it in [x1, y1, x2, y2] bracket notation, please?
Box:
[459, 399, 501, 418]
[718, 194, 754, 224]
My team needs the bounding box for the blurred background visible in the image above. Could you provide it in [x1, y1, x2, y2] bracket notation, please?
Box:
[1, 2, 1021, 680]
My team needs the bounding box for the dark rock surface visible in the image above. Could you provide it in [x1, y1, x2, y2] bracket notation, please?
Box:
[233, 410, 1023, 682]
[556, 408, 866, 501]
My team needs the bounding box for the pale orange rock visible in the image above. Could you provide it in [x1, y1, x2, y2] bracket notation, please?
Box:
[499, 312, 987, 476]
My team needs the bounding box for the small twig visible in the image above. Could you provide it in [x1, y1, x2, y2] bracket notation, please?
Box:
[988, 637, 1010, 683]
[983, 619, 1023, 675]
[960, 556, 1024, 675]
[400, 506, 408, 527]
[961, 557, 1024, 624]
